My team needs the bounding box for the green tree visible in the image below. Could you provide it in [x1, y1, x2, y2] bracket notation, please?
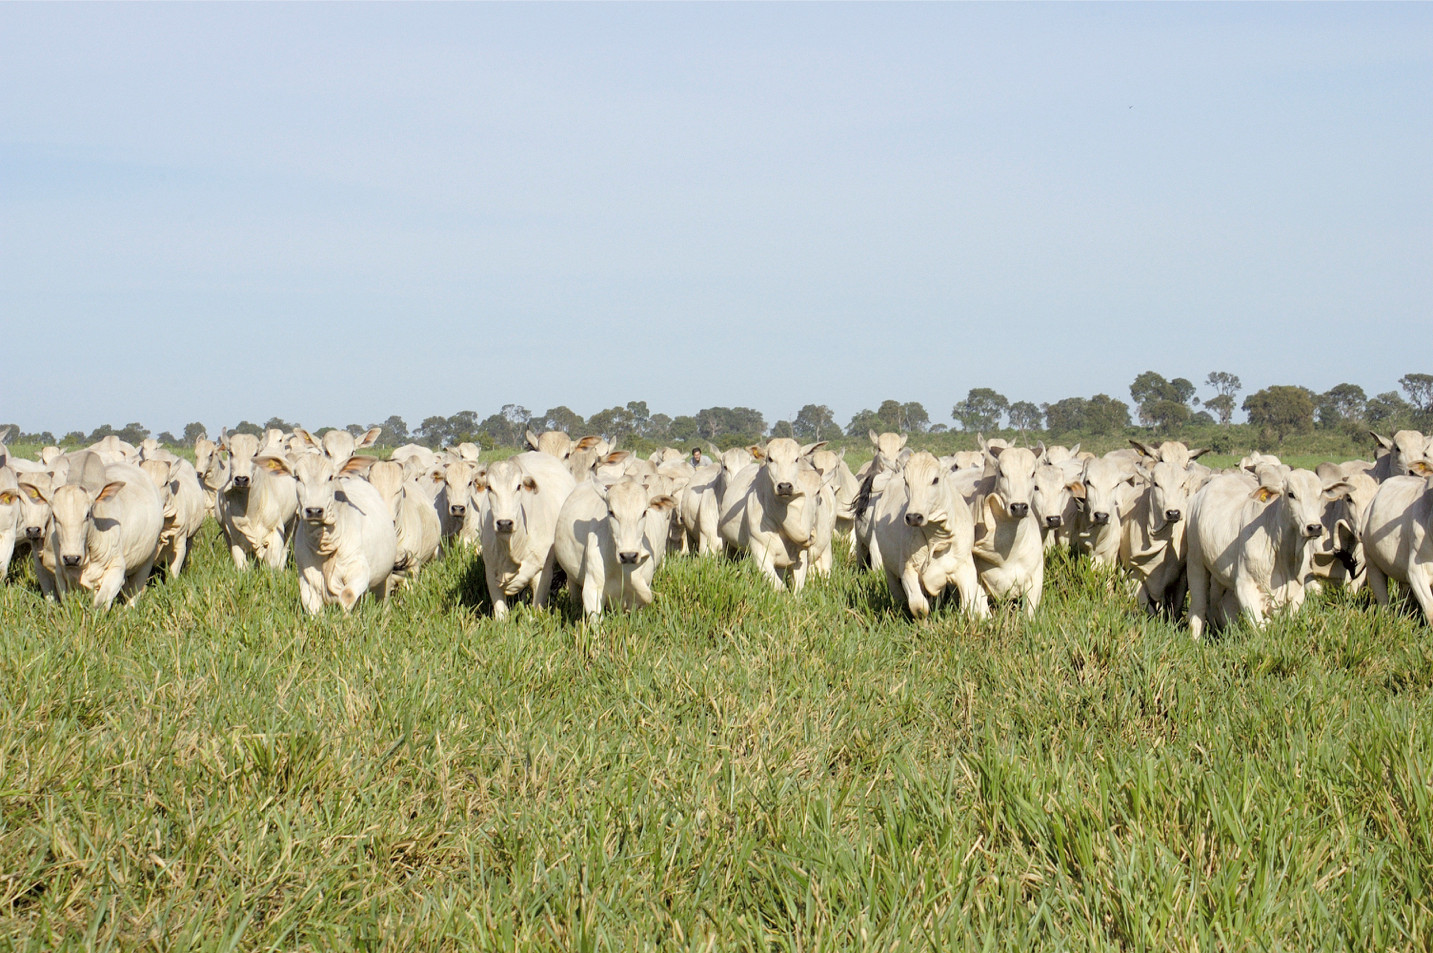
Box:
[1204, 372, 1242, 425]
[1242, 386, 1315, 441]
[415, 416, 451, 448]
[792, 404, 837, 442]
[1203, 394, 1236, 426]
[1084, 394, 1131, 435]
[1130, 372, 1196, 426]
[1366, 391, 1412, 429]
[1008, 401, 1043, 432]
[952, 388, 1008, 431]
[182, 422, 208, 444]
[1316, 384, 1366, 430]
[1146, 399, 1191, 432]
[1400, 373, 1433, 425]
[769, 419, 795, 439]
[378, 415, 409, 444]
[668, 416, 700, 443]
[1042, 398, 1088, 434]
[845, 409, 883, 438]
[532, 406, 586, 435]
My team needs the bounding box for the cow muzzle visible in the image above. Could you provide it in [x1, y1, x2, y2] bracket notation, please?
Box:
[303, 507, 326, 521]
[449, 504, 466, 518]
[62, 555, 81, 568]
[231, 475, 250, 488]
[1045, 515, 1063, 528]
[1091, 511, 1110, 524]
[1008, 502, 1029, 518]
[495, 518, 514, 533]
[905, 512, 926, 527]
[618, 551, 640, 565]
[775, 482, 794, 498]
[1304, 523, 1324, 538]
[25, 526, 43, 540]
[1164, 510, 1182, 522]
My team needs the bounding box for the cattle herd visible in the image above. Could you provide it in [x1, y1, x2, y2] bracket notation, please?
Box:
[2, 424, 1432, 635]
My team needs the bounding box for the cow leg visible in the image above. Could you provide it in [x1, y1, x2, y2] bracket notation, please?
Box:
[229, 541, 249, 570]
[170, 536, 189, 577]
[1023, 574, 1042, 617]
[1406, 567, 1433, 624]
[299, 567, 326, 615]
[749, 538, 784, 590]
[92, 566, 127, 610]
[1367, 563, 1390, 608]
[120, 558, 155, 607]
[1187, 554, 1209, 640]
[532, 552, 558, 610]
[952, 560, 989, 618]
[900, 568, 929, 620]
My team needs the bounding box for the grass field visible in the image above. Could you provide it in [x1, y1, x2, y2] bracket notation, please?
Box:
[3, 520, 1433, 950]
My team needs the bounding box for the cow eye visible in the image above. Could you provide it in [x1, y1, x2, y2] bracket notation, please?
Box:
[606, 508, 615, 518]
[931, 476, 939, 485]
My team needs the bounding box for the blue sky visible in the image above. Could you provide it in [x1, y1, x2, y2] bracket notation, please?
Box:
[3, 3, 1429, 435]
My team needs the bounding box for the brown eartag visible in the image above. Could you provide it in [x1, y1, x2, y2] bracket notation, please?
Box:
[1413, 461, 1433, 476]
[1255, 486, 1277, 503]
[0, 490, 17, 505]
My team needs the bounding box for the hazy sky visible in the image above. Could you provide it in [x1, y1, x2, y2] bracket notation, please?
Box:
[4, 3, 1430, 435]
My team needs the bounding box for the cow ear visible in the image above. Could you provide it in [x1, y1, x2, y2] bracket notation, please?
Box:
[648, 494, 677, 512]
[800, 441, 826, 458]
[987, 444, 1005, 460]
[0, 490, 18, 506]
[1411, 460, 1433, 477]
[748, 445, 765, 461]
[868, 430, 880, 448]
[95, 481, 126, 503]
[1066, 482, 1085, 498]
[521, 475, 538, 492]
[18, 482, 50, 505]
[575, 435, 602, 451]
[1129, 439, 1157, 459]
[340, 455, 376, 477]
[1188, 447, 1209, 459]
[428, 466, 445, 483]
[357, 427, 382, 449]
[1322, 481, 1353, 502]
[1369, 431, 1393, 452]
[1253, 486, 1280, 503]
[525, 429, 541, 450]
[257, 455, 292, 476]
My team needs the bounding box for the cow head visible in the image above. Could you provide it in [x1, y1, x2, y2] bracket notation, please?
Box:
[762, 438, 825, 500]
[1031, 463, 1079, 530]
[480, 458, 535, 536]
[259, 453, 372, 526]
[602, 477, 677, 567]
[45, 479, 126, 569]
[987, 446, 1038, 519]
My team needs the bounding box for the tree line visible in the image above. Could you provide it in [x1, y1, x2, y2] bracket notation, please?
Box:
[6, 371, 1431, 452]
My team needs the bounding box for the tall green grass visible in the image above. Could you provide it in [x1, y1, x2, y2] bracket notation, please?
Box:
[2, 526, 1431, 950]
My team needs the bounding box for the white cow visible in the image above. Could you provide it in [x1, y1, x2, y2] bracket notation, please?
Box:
[367, 459, 442, 587]
[42, 458, 163, 609]
[1186, 467, 1326, 639]
[478, 452, 577, 618]
[437, 459, 483, 548]
[257, 453, 398, 614]
[1304, 470, 1379, 593]
[1362, 474, 1433, 622]
[1031, 462, 1082, 552]
[554, 476, 676, 620]
[1072, 455, 1140, 568]
[719, 439, 835, 591]
[526, 429, 574, 460]
[13, 472, 58, 598]
[1370, 430, 1433, 482]
[0, 468, 19, 580]
[212, 431, 299, 569]
[1120, 460, 1196, 618]
[1130, 439, 1208, 471]
[971, 446, 1045, 615]
[138, 456, 207, 577]
[872, 452, 988, 619]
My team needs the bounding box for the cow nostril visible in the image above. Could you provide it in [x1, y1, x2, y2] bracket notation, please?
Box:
[25, 527, 42, 539]
[232, 476, 250, 487]
[776, 482, 793, 496]
[450, 505, 465, 517]
[1093, 511, 1110, 524]
[1306, 524, 1324, 537]
[1165, 510, 1182, 522]
[495, 519, 514, 533]
[618, 551, 639, 565]
[905, 513, 925, 527]
[1045, 516, 1062, 527]
[304, 507, 324, 519]
[62, 555, 81, 567]
[1009, 503, 1029, 517]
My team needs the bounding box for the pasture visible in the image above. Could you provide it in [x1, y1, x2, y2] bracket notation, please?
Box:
[3, 514, 1433, 951]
